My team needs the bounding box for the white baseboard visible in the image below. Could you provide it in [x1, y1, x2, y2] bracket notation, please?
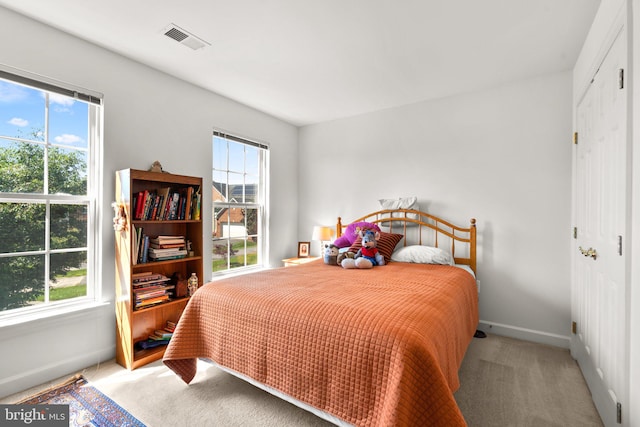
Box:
[0, 346, 115, 399]
[478, 320, 571, 349]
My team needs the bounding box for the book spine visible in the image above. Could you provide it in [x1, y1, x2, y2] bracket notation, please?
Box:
[135, 191, 144, 219]
[150, 194, 160, 220]
[141, 235, 150, 263]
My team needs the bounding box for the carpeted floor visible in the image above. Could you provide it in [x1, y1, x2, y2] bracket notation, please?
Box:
[3, 333, 603, 426]
[455, 334, 603, 427]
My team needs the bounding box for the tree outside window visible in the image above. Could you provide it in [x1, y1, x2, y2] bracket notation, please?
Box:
[0, 75, 100, 314]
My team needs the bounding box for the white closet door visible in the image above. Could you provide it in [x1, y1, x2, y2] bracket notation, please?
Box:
[573, 27, 628, 427]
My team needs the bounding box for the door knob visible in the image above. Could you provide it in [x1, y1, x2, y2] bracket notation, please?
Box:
[578, 246, 597, 260]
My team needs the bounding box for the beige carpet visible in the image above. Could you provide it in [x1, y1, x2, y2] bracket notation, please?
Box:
[455, 334, 603, 427]
[3, 334, 603, 426]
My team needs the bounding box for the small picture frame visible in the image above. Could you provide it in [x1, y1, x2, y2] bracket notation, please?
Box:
[297, 241, 310, 258]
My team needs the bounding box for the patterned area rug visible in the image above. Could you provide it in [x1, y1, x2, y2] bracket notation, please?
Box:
[17, 374, 145, 427]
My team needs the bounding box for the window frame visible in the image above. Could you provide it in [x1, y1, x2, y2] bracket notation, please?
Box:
[212, 130, 269, 276]
[0, 66, 103, 324]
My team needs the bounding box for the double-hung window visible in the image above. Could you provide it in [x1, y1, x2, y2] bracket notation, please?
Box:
[212, 131, 268, 274]
[0, 67, 102, 320]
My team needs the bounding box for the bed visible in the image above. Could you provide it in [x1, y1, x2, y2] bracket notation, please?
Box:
[163, 209, 478, 426]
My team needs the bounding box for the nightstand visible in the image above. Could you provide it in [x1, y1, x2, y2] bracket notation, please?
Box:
[282, 257, 320, 267]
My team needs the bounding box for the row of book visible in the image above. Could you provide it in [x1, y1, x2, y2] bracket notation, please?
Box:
[132, 271, 175, 310]
[133, 229, 187, 264]
[133, 185, 201, 221]
[149, 319, 176, 341]
[135, 320, 177, 350]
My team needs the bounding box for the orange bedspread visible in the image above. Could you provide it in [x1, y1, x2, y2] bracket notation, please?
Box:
[163, 260, 478, 426]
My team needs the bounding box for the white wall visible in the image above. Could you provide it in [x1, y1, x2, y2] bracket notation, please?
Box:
[298, 71, 574, 346]
[0, 6, 297, 397]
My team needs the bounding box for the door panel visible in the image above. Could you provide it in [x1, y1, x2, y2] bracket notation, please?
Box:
[572, 27, 627, 427]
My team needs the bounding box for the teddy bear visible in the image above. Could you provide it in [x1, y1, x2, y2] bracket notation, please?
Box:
[341, 229, 385, 269]
[323, 244, 340, 265]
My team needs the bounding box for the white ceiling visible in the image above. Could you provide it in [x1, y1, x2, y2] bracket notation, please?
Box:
[0, 0, 600, 126]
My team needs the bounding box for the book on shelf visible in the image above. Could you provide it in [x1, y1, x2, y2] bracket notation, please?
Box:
[150, 235, 185, 245]
[133, 279, 172, 288]
[132, 271, 154, 278]
[132, 272, 167, 283]
[192, 187, 201, 220]
[135, 339, 169, 350]
[185, 186, 194, 219]
[151, 329, 173, 340]
[148, 254, 187, 261]
[132, 226, 144, 265]
[135, 290, 168, 301]
[140, 235, 150, 264]
[157, 186, 171, 220]
[165, 320, 177, 332]
[134, 294, 170, 309]
[148, 248, 187, 256]
[133, 282, 173, 293]
[149, 242, 184, 249]
[167, 192, 180, 220]
[147, 320, 177, 342]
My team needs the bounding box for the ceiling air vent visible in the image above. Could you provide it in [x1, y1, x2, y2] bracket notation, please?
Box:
[163, 24, 210, 50]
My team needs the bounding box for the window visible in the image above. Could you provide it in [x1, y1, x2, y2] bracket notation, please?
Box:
[0, 68, 102, 319]
[212, 131, 268, 274]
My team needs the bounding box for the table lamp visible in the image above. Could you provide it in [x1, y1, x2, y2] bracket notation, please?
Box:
[312, 225, 335, 256]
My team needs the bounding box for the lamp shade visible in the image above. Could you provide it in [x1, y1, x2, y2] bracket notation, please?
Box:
[312, 225, 334, 242]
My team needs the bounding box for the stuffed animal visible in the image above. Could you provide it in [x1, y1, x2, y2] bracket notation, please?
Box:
[341, 230, 385, 269]
[111, 202, 127, 232]
[337, 250, 355, 265]
[323, 244, 340, 265]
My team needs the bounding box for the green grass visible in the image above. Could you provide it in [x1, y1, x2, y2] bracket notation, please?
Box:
[50, 284, 86, 300]
[34, 284, 87, 302]
[213, 253, 258, 271]
[32, 268, 88, 302]
[212, 239, 258, 271]
[64, 268, 87, 278]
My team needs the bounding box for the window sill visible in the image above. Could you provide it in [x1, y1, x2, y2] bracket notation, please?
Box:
[0, 300, 111, 333]
[210, 265, 270, 282]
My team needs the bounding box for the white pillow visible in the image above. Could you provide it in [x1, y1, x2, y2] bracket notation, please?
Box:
[391, 245, 454, 265]
[379, 197, 420, 227]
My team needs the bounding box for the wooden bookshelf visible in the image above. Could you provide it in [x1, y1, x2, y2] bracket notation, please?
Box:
[114, 168, 203, 369]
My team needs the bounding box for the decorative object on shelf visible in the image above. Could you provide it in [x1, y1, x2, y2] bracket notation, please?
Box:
[111, 202, 128, 232]
[149, 160, 167, 173]
[312, 225, 334, 256]
[297, 241, 310, 258]
[171, 272, 188, 297]
[187, 272, 199, 296]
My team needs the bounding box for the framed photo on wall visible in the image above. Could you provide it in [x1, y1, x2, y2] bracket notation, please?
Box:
[297, 241, 310, 258]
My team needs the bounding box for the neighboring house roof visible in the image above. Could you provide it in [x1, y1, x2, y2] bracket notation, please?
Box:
[212, 181, 257, 203]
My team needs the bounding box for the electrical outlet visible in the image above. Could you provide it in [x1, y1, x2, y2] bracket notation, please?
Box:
[476, 280, 481, 293]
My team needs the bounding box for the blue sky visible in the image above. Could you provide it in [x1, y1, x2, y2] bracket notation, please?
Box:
[0, 79, 88, 148]
[213, 136, 259, 185]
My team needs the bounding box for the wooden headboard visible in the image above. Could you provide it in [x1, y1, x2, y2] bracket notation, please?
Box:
[337, 209, 477, 274]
